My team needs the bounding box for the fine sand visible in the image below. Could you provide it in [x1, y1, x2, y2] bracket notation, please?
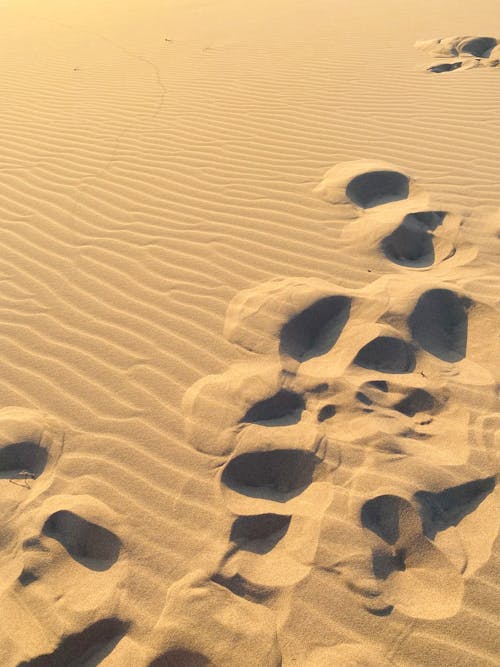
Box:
[0, 0, 499, 665]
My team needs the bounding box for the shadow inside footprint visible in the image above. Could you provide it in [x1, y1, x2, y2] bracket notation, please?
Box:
[372, 547, 406, 580]
[415, 476, 496, 539]
[361, 495, 407, 545]
[409, 289, 469, 362]
[280, 295, 351, 361]
[381, 211, 446, 267]
[241, 390, 304, 426]
[222, 450, 320, 500]
[20, 618, 129, 667]
[317, 404, 337, 422]
[230, 514, 291, 554]
[353, 337, 416, 373]
[0, 441, 48, 479]
[346, 170, 409, 208]
[149, 649, 212, 667]
[459, 36, 497, 57]
[42, 511, 121, 571]
[428, 62, 462, 73]
[393, 389, 435, 417]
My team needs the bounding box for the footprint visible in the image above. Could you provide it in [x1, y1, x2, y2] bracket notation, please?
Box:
[345, 170, 410, 209]
[428, 61, 463, 73]
[415, 35, 499, 72]
[219, 414, 334, 519]
[380, 211, 447, 267]
[280, 294, 351, 361]
[360, 475, 498, 618]
[19, 495, 125, 584]
[361, 494, 464, 619]
[458, 36, 498, 57]
[229, 514, 291, 554]
[393, 388, 435, 417]
[42, 509, 121, 571]
[0, 408, 63, 494]
[19, 617, 129, 667]
[149, 571, 281, 667]
[409, 289, 469, 362]
[353, 336, 416, 374]
[222, 449, 323, 504]
[241, 389, 304, 426]
[314, 160, 414, 209]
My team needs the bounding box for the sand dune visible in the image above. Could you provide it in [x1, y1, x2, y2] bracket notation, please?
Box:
[0, 0, 499, 664]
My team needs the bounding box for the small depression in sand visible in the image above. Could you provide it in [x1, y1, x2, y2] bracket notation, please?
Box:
[0, 441, 48, 480]
[280, 295, 351, 361]
[346, 170, 409, 208]
[317, 404, 337, 422]
[393, 388, 435, 417]
[428, 61, 463, 73]
[230, 514, 291, 554]
[353, 337, 416, 373]
[241, 390, 305, 426]
[458, 36, 497, 57]
[381, 211, 446, 267]
[222, 449, 320, 501]
[361, 494, 409, 545]
[42, 511, 121, 571]
[409, 289, 469, 362]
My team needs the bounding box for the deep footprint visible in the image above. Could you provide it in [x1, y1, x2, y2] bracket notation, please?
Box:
[222, 449, 320, 499]
[381, 211, 446, 267]
[42, 511, 121, 571]
[459, 36, 497, 57]
[230, 514, 291, 554]
[353, 337, 416, 373]
[280, 295, 351, 361]
[241, 390, 304, 426]
[428, 62, 463, 73]
[0, 441, 48, 480]
[20, 618, 129, 667]
[361, 494, 408, 545]
[409, 289, 469, 362]
[393, 389, 435, 417]
[346, 170, 409, 208]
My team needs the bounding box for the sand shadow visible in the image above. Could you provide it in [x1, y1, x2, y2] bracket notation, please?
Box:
[20, 618, 129, 667]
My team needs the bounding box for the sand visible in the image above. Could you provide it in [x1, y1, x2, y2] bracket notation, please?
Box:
[0, 0, 499, 664]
